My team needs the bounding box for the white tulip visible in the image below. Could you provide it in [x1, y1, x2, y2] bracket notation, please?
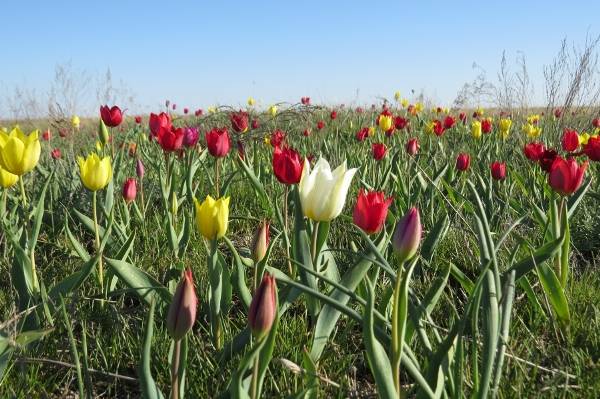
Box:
[299, 157, 357, 222]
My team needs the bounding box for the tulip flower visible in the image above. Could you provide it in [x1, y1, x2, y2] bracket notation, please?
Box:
[230, 111, 249, 133]
[166, 269, 198, 340]
[205, 127, 231, 158]
[406, 138, 419, 156]
[443, 115, 456, 129]
[592, 118, 600, 128]
[71, 115, 80, 129]
[372, 143, 387, 161]
[100, 105, 123, 127]
[317, 120, 325, 130]
[583, 136, 600, 161]
[51, 148, 62, 160]
[183, 107, 189, 115]
[0, 127, 41, 176]
[499, 118, 512, 139]
[394, 91, 401, 101]
[394, 116, 408, 130]
[136, 158, 145, 179]
[554, 108, 562, 119]
[527, 114, 540, 125]
[523, 142, 545, 161]
[0, 165, 18, 188]
[247, 97, 256, 106]
[77, 153, 113, 191]
[481, 118, 493, 134]
[433, 120, 445, 136]
[301, 97, 310, 105]
[490, 161, 506, 181]
[299, 157, 357, 222]
[561, 129, 580, 152]
[268, 105, 278, 117]
[456, 153, 470, 171]
[330, 110, 337, 120]
[135, 116, 142, 124]
[183, 127, 199, 147]
[471, 121, 482, 139]
[42, 129, 51, 141]
[272, 146, 303, 185]
[548, 157, 588, 196]
[149, 112, 172, 137]
[157, 126, 185, 152]
[353, 189, 393, 234]
[251, 119, 259, 130]
[270, 129, 285, 148]
[356, 127, 369, 142]
[248, 273, 277, 339]
[378, 110, 394, 133]
[539, 149, 559, 173]
[194, 195, 229, 240]
[522, 123, 542, 138]
[392, 207, 421, 263]
[122, 178, 137, 203]
[195, 109, 204, 117]
[250, 220, 270, 263]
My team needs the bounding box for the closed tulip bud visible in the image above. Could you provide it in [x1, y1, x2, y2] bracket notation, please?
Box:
[184, 107, 189, 114]
[299, 158, 357, 222]
[42, 129, 51, 141]
[122, 178, 137, 203]
[100, 105, 123, 127]
[0, 127, 41, 176]
[471, 120, 482, 139]
[205, 127, 231, 158]
[136, 158, 145, 179]
[392, 207, 422, 263]
[394, 91, 401, 101]
[251, 220, 270, 263]
[98, 119, 110, 144]
[499, 118, 512, 139]
[0, 165, 18, 188]
[272, 146, 303, 185]
[77, 153, 112, 191]
[456, 153, 471, 171]
[194, 195, 229, 240]
[247, 97, 256, 106]
[406, 138, 419, 156]
[317, 120, 325, 130]
[330, 110, 337, 120]
[490, 161, 506, 181]
[548, 157, 588, 196]
[166, 269, 198, 340]
[51, 148, 62, 160]
[183, 127, 199, 147]
[135, 116, 142, 124]
[248, 273, 277, 339]
[251, 119, 260, 130]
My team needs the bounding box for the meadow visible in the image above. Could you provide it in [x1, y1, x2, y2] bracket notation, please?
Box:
[0, 98, 599, 398]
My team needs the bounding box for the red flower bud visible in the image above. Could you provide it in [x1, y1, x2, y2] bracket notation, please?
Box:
[523, 142, 545, 161]
[166, 269, 198, 340]
[248, 273, 277, 339]
[136, 159, 145, 179]
[330, 110, 337, 120]
[51, 148, 61, 159]
[230, 110, 249, 133]
[372, 143, 387, 161]
[270, 129, 285, 148]
[456, 153, 470, 171]
[122, 178, 137, 203]
[490, 161, 506, 181]
[149, 112, 171, 137]
[317, 120, 325, 130]
[406, 138, 419, 156]
[42, 129, 51, 141]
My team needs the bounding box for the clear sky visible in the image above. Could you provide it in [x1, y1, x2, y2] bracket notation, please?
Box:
[1, 1, 599, 115]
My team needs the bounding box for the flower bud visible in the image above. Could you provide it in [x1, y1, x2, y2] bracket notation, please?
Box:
[136, 158, 145, 179]
[166, 269, 198, 340]
[248, 273, 277, 339]
[98, 118, 110, 144]
[122, 178, 137, 203]
[392, 207, 421, 263]
[251, 220, 270, 263]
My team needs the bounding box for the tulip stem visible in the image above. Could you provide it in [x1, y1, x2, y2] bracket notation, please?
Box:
[391, 261, 405, 397]
[250, 353, 260, 399]
[170, 339, 181, 399]
[283, 185, 293, 275]
[92, 191, 104, 301]
[19, 177, 27, 208]
[1, 188, 6, 217]
[215, 158, 221, 197]
[311, 221, 320, 267]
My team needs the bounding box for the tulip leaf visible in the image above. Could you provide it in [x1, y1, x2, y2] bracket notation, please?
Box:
[28, 171, 52, 252]
[536, 259, 570, 328]
[104, 257, 171, 305]
[421, 213, 449, 263]
[65, 217, 90, 262]
[567, 178, 591, 219]
[224, 237, 252, 310]
[48, 256, 99, 300]
[503, 234, 564, 282]
[139, 299, 165, 399]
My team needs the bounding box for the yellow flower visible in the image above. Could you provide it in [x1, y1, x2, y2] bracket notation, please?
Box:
[208, 106, 217, 114]
[194, 195, 229, 240]
[579, 132, 591, 145]
[71, 115, 81, 129]
[415, 102, 424, 113]
[349, 120, 354, 129]
[522, 123, 541, 139]
[77, 153, 112, 191]
[0, 165, 18, 188]
[378, 114, 393, 132]
[268, 105, 278, 117]
[95, 141, 103, 151]
[394, 91, 401, 101]
[247, 97, 256, 106]
[471, 120, 482, 139]
[499, 118, 512, 139]
[368, 126, 376, 136]
[526, 114, 540, 125]
[475, 106, 484, 117]
[0, 127, 41, 176]
[401, 98, 409, 108]
[264, 136, 271, 146]
[425, 121, 435, 135]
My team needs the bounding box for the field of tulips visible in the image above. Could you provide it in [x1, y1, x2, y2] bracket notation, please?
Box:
[1, 97, 599, 398]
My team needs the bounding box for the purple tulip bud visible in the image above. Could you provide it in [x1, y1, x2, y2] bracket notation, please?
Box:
[392, 207, 421, 263]
[166, 269, 198, 340]
[248, 273, 277, 339]
[136, 158, 145, 179]
[183, 127, 200, 148]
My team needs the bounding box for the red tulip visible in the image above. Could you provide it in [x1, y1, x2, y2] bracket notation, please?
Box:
[481, 119, 493, 134]
[406, 138, 419, 156]
[51, 148, 61, 159]
[135, 116, 142, 124]
[183, 107, 189, 114]
[205, 127, 231, 158]
[561, 129, 579, 152]
[157, 126, 184, 152]
[592, 118, 600, 128]
[303, 128, 311, 137]
[523, 142, 545, 161]
[356, 127, 369, 142]
[490, 161, 506, 181]
[353, 189, 393, 234]
[459, 112, 467, 124]
[166, 269, 198, 340]
[183, 127, 199, 147]
[443, 115, 456, 129]
[42, 129, 51, 141]
[330, 110, 337, 120]
[59, 128, 68, 138]
[548, 157, 588, 196]
[583, 136, 600, 161]
[136, 159, 145, 179]
[248, 273, 277, 339]
[456, 153, 470, 171]
[433, 120, 445, 136]
[270, 129, 285, 148]
[356, 107, 364, 114]
[372, 143, 387, 161]
[394, 116, 408, 130]
[539, 149, 559, 173]
[272, 146, 303, 185]
[251, 119, 260, 130]
[195, 109, 203, 117]
[392, 207, 422, 262]
[172, 103, 177, 110]
[554, 108, 562, 118]
[301, 97, 311, 105]
[230, 110, 249, 133]
[317, 120, 325, 130]
[122, 178, 137, 203]
[149, 112, 171, 137]
[100, 105, 123, 127]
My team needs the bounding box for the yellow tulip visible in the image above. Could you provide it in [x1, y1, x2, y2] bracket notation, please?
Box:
[425, 121, 435, 135]
[415, 103, 424, 113]
[0, 165, 18, 188]
[71, 115, 81, 129]
[394, 91, 401, 101]
[247, 97, 256, 106]
[378, 115, 393, 132]
[471, 120, 482, 139]
[194, 195, 229, 240]
[526, 114, 540, 125]
[401, 98, 409, 108]
[475, 106, 484, 117]
[522, 123, 541, 139]
[0, 127, 41, 176]
[208, 106, 217, 114]
[268, 105, 278, 117]
[368, 127, 376, 136]
[499, 118, 512, 139]
[77, 153, 112, 191]
[264, 136, 271, 146]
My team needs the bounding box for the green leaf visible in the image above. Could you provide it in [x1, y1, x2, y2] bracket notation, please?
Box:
[536, 260, 570, 327]
[139, 299, 165, 399]
[105, 258, 171, 305]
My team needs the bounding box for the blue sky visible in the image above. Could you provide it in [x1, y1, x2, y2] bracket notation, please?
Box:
[1, 1, 599, 115]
